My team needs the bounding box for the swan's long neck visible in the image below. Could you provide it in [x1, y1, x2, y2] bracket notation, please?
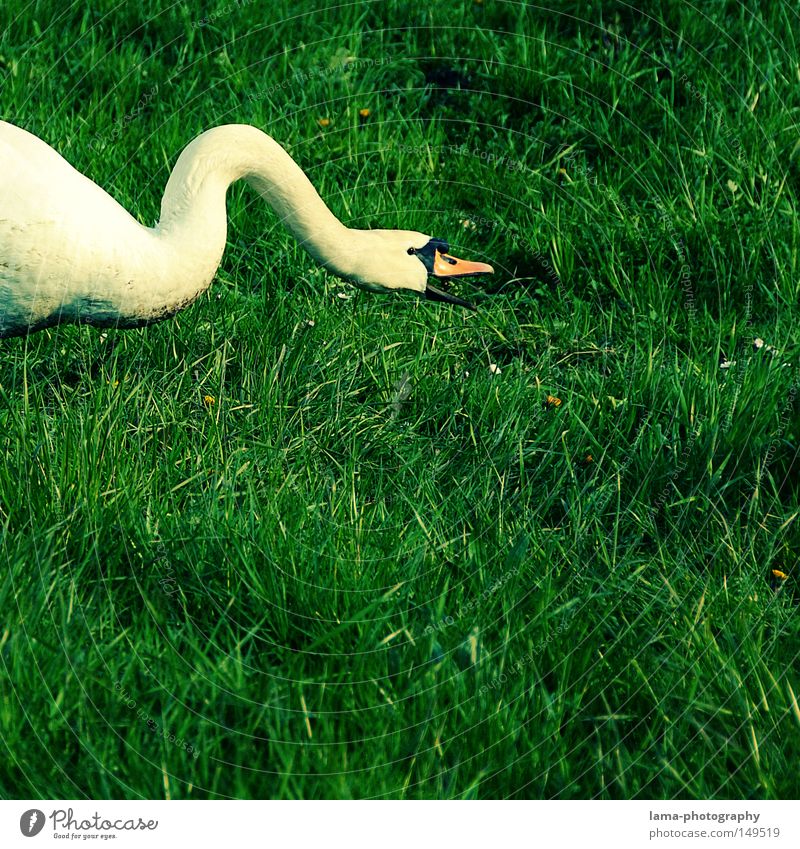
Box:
[154, 125, 353, 296]
[1, 122, 392, 337]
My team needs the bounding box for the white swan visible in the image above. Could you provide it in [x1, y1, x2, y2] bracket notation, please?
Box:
[0, 121, 494, 338]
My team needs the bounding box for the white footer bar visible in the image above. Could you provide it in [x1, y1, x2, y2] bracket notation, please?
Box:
[2, 799, 796, 848]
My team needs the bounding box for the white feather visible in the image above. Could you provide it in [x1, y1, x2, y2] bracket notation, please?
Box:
[0, 122, 431, 337]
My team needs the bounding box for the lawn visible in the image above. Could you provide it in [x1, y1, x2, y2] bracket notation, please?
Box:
[0, 0, 798, 799]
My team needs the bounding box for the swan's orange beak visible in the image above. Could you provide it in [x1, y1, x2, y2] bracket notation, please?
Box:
[432, 249, 494, 280]
[424, 248, 493, 309]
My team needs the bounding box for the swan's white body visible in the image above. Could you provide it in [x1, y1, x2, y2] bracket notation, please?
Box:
[0, 122, 491, 338]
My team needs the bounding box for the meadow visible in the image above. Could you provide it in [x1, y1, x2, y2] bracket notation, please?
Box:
[0, 0, 798, 799]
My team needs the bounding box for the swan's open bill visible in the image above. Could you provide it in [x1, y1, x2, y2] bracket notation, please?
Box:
[414, 237, 493, 310]
[0, 121, 496, 337]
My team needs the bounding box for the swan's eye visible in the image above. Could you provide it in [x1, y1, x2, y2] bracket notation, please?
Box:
[407, 247, 416, 255]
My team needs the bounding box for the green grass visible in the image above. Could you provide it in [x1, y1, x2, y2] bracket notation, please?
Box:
[1, 0, 799, 799]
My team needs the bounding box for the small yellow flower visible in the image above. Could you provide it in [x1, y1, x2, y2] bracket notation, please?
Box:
[771, 569, 788, 580]
[358, 108, 371, 118]
[203, 395, 215, 408]
[318, 117, 331, 127]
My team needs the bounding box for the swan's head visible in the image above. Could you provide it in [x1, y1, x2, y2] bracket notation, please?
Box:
[342, 230, 494, 309]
